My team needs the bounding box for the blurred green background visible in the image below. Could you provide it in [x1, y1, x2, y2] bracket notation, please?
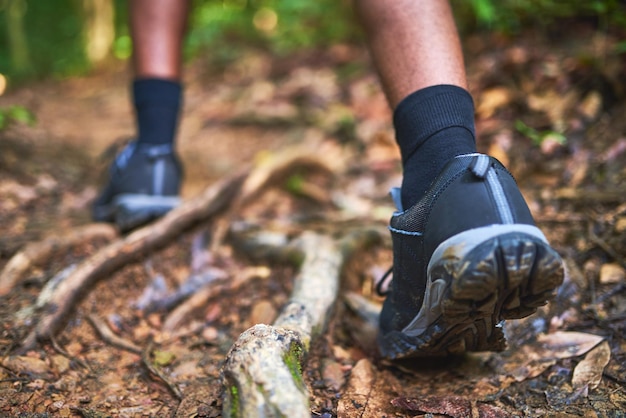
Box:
[0, 0, 625, 87]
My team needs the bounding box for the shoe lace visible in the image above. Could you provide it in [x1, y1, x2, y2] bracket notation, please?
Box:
[376, 266, 393, 296]
[144, 143, 174, 159]
[113, 142, 137, 171]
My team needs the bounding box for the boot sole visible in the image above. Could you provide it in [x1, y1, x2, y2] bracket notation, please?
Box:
[378, 225, 564, 359]
[93, 194, 180, 233]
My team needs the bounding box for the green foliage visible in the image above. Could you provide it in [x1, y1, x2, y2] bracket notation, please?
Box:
[453, 0, 626, 34]
[112, 0, 131, 60]
[515, 120, 566, 147]
[0, 105, 36, 130]
[185, 0, 359, 60]
[0, 0, 90, 81]
[285, 173, 305, 196]
[2, 0, 626, 83]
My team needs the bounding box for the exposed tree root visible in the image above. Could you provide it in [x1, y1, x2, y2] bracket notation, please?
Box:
[0, 224, 118, 296]
[20, 172, 247, 351]
[18, 146, 338, 353]
[222, 230, 382, 418]
[162, 266, 271, 332]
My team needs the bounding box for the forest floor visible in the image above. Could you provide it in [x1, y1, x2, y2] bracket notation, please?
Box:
[1, 22, 626, 417]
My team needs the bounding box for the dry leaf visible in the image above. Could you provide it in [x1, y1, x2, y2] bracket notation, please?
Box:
[578, 90, 602, 120]
[391, 395, 471, 417]
[152, 350, 176, 367]
[2, 355, 51, 376]
[599, 263, 626, 284]
[572, 340, 611, 390]
[567, 149, 591, 188]
[537, 331, 604, 359]
[511, 358, 557, 382]
[477, 403, 513, 418]
[477, 87, 513, 119]
[616, 217, 626, 233]
[508, 331, 605, 382]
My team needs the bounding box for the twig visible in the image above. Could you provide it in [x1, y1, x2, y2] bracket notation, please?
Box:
[603, 371, 626, 385]
[50, 336, 91, 372]
[87, 314, 142, 354]
[588, 225, 626, 270]
[141, 340, 183, 400]
[552, 187, 626, 203]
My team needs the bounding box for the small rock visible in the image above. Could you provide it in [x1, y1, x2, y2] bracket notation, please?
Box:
[147, 312, 162, 328]
[51, 400, 65, 411]
[2, 355, 50, 376]
[205, 304, 222, 323]
[247, 300, 277, 326]
[322, 359, 345, 391]
[202, 326, 219, 343]
[331, 344, 352, 362]
[51, 355, 71, 374]
[133, 319, 152, 341]
[337, 358, 375, 415]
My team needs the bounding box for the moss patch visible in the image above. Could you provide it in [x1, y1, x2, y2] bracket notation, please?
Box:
[283, 341, 305, 390]
[229, 385, 240, 417]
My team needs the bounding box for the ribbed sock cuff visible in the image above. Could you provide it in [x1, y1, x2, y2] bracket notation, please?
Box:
[393, 84, 476, 164]
[133, 78, 182, 145]
[393, 85, 477, 209]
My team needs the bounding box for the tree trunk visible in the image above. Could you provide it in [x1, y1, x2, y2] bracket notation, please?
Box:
[5, 0, 33, 75]
[81, 0, 115, 64]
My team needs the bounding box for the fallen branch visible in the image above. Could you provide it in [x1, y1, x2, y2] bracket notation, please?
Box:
[87, 314, 142, 354]
[20, 172, 247, 351]
[222, 230, 382, 417]
[0, 224, 117, 296]
[142, 340, 183, 400]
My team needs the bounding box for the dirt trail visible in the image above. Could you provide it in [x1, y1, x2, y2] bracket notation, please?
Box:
[1, 27, 626, 417]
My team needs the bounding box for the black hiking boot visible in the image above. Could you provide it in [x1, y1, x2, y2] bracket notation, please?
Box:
[378, 153, 564, 359]
[92, 142, 182, 233]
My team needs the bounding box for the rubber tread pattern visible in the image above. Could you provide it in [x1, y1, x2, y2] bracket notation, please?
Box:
[378, 232, 564, 358]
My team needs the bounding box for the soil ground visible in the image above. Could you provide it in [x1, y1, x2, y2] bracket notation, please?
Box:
[1, 23, 626, 417]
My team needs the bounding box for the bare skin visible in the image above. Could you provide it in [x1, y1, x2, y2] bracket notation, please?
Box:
[129, 0, 467, 108]
[129, 0, 190, 80]
[354, 0, 468, 108]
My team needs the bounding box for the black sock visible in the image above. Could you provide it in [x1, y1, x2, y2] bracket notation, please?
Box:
[393, 84, 477, 209]
[133, 78, 182, 146]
